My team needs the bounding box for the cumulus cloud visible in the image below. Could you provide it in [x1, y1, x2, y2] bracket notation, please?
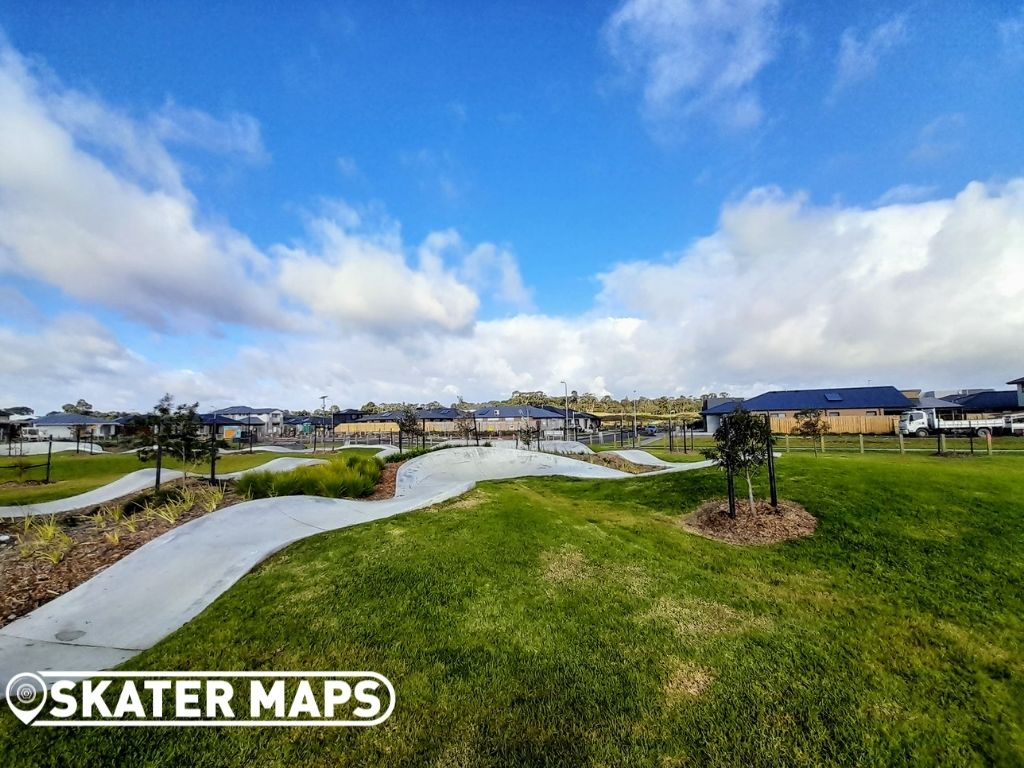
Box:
[274, 203, 482, 333]
[831, 14, 908, 98]
[597, 179, 1024, 388]
[604, 0, 780, 130]
[0, 41, 285, 331]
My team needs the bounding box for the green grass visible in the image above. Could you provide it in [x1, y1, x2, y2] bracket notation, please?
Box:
[236, 452, 383, 499]
[1, 453, 1022, 766]
[0, 448, 381, 506]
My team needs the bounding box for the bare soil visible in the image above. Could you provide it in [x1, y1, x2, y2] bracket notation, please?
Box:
[680, 498, 817, 545]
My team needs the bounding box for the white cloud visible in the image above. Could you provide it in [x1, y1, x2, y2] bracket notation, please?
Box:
[873, 183, 938, 206]
[910, 113, 965, 163]
[597, 179, 1024, 388]
[150, 100, 269, 164]
[274, 204, 482, 333]
[831, 14, 908, 97]
[604, 0, 780, 130]
[0, 41, 285, 332]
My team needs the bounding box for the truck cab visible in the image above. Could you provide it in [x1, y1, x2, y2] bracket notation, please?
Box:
[899, 411, 931, 437]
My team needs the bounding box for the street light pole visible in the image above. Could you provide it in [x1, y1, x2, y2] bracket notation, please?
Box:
[632, 390, 638, 448]
[560, 380, 569, 442]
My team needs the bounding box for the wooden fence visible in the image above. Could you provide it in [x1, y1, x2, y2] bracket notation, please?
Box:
[769, 414, 898, 435]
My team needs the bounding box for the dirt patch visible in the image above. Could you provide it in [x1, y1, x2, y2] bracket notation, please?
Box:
[364, 460, 400, 500]
[542, 547, 590, 584]
[644, 595, 766, 637]
[681, 498, 817, 545]
[572, 453, 657, 474]
[664, 659, 714, 700]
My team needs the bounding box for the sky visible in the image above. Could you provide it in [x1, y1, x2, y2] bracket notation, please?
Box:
[1, 1, 1023, 414]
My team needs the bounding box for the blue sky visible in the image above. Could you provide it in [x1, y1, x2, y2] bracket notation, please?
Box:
[1, 1, 1023, 412]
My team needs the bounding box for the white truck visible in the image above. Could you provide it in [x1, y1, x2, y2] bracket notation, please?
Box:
[899, 410, 1024, 437]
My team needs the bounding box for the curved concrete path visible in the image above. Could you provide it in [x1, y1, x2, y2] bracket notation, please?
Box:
[0, 446, 713, 691]
[3, 442, 105, 456]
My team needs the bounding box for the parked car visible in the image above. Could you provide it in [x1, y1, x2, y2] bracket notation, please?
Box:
[642, 425, 658, 436]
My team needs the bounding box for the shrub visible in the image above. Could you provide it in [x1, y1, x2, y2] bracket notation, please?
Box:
[235, 454, 382, 500]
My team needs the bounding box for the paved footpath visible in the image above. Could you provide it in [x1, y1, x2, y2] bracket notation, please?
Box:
[0, 447, 712, 692]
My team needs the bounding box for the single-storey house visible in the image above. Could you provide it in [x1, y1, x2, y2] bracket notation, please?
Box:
[535, 406, 602, 434]
[701, 386, 914, 434]
[947, 387, 1024, 415]
[31, 413, 122, 441]
[337, 408, 468, 435]
[472, 405, 566, 435]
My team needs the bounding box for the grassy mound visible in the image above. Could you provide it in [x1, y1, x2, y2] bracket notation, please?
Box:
[235, 453, 382, 499]
[2, 454, 1022, 766]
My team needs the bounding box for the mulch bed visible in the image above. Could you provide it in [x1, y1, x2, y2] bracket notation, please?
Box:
[680, 498, 817, 545]
[365, 460, 401, 500]
[0, 478, 246, 629]
[0, 463, 403, 629]
[574, 453, 658, 474]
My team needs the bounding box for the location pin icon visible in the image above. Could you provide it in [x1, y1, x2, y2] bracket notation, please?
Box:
[5, 673, 48, 725]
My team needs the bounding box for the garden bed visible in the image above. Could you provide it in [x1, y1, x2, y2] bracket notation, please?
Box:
[680, 498, 817, 545]
[0, 479, 246, 629]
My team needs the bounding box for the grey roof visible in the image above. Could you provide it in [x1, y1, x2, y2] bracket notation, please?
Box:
[473, 405, 565, 420]
[914, 396, 963, 410]
[1008, 376, 1024, 385]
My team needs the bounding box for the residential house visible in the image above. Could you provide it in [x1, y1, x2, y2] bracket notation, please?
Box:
[701, 386, 914, 434]
[31, 413, 122, 440]
[337, 407, 467, 436]
[472, 405, 566, 435]
[947, 386, 1024, 415]
[535, 406, 602, 434]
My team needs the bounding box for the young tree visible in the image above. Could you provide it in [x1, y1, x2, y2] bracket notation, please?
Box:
[397, 405, 424, 452]
[517, 425, 535, 450]
[793, 408, 830, 455]
[702, 408, 773, 516]
[454, 399, 479, 445]
[137, 395, 203, 487]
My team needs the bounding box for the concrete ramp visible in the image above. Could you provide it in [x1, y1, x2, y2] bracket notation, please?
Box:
[1, 468, 185, 518]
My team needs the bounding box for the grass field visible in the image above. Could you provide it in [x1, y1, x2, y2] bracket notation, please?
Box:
[1, 452, 1020, 766]
[0, 448, 381, 506]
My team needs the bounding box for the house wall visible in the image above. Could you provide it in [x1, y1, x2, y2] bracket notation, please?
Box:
[35, 425, 74, 440]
